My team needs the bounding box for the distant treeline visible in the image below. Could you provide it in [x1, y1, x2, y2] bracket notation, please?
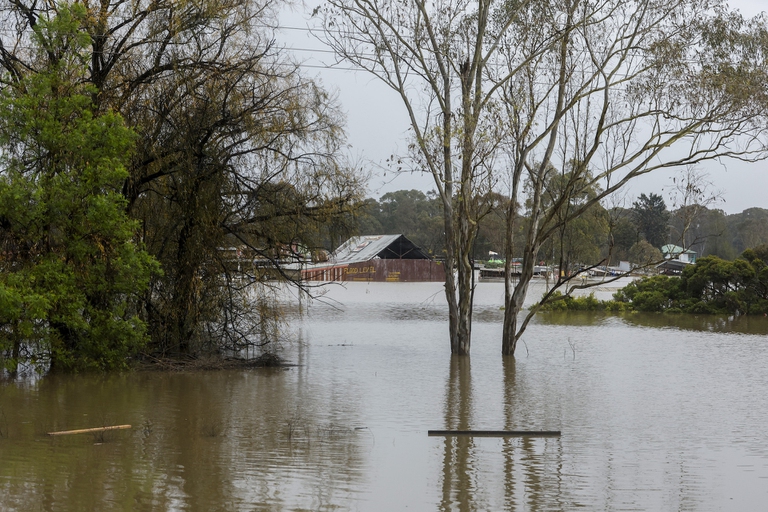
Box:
[356, 189, 768, 265]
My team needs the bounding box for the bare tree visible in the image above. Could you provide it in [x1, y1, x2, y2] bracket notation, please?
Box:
[321, 0, 550, 354]
[322, 0, 768, 358]
[667, 166, 722, 251]
[498, 1, 768, 355]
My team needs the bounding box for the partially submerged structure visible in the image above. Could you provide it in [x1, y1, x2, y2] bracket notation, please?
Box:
[302, 235, 444, 282]
[657, 244, 697, 275]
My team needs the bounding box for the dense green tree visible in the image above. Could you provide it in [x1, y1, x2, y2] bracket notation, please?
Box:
[633, 193, 670, 249]
[0, 0, 362, 359]
[0, 5, 158, 373]
[730, 208, 768, 254]
[356, 190, 444, 256]
[378, 190, 427, 233]
[613, 276, 684, 313]
[676, 256, 760, 313]
[743, 244, 768, 265]
[356, 198, 385, 237]
[376, 190, 444, 255]
[628, 240, 663, 266]
[590, 248, 768, 315]
[741, 245, 768, 310]
[607, 209, 639, 264]
[686, 208, 737, 260]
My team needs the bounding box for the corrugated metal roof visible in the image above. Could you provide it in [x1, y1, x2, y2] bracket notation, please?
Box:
[661, 244, 695, 255]
[332, 235, 401, 264]
[331, 235, 431, 264]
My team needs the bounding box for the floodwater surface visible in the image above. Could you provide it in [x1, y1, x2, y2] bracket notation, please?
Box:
[2, 281, 768, 511]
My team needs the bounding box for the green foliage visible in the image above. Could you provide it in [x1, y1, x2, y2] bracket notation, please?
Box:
[540, 292, 604, 311]
[633, 193, 669, 249]
[613, 275, 684, 312]
[0, 5, 158, 373]
[361, 190, 445, 255]
[680, 255, 760, 314]
[602, 299, 633, 312]
[730, 209, 768, 254]
[0, 0, 363, 362]
[547, 249, 768, 315]
[609, 213, 639, 262]
[628, 240, 663, 265]
[532, 166, 611, 268]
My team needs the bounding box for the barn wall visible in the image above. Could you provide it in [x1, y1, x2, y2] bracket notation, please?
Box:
[343, 259, 445, 282]
[302, 265, 347, 282]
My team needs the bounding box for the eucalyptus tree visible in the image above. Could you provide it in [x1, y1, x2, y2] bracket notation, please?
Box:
[0, 0, 362, 357]
[531, 167, 610, 273]
[322, 0, 768, 357]
[320, 0, 540, 354]
[496, 1, 768, 355]
[667, 167, 723, 252]
[731, 208, 768, 253]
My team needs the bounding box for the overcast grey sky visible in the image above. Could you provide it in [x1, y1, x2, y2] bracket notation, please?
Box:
[278, 0, 768, 214]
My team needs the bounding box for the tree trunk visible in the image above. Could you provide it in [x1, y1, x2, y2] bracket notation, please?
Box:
[502, 189, 543, 355]
[8, 338, 21, 376]
[456, 254, 473, 355]
[441, 196, 475, 356]
[501, 266, 530, 356]
[49, 321, 78, 373]
[442, 250, 460, 354]
[455, 198, 475, 356]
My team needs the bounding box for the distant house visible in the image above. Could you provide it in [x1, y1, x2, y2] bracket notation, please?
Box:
[657, 244, 697, 275]
[301, 234, 445, 282]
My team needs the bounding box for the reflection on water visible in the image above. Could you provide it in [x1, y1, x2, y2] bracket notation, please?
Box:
[622, 311, 768, 334]
[437, 357, 567, 512]
[0, 368, 371, 511]
[440, 357, 474, 511]
[2, 282, 768, 511]
[538, 309, 768, 334]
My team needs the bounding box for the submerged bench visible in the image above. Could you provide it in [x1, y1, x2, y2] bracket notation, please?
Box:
[428, 430, 560, 437]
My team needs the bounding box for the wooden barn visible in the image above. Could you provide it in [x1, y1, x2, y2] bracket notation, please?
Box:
[302, 235, 445, 282]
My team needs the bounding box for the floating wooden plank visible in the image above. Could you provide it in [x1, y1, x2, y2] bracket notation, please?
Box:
[47, 425, 132, 436]
[428, 430, 560, 437]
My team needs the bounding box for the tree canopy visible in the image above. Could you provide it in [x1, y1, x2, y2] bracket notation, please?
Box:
[0, 0, 363, 371]
[322, 0, 768, 356]
[0, 5, 158, 373]
[633, 194, 670, 250]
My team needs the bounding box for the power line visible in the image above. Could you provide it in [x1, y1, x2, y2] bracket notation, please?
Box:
[286, 46, 337, 55]
[272, 25, 319, 33]
[298, 63, 359, 71]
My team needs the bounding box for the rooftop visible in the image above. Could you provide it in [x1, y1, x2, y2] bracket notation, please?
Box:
[332, 235, 432, 264]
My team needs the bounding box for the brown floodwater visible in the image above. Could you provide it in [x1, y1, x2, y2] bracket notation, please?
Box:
[2, 281, 768, 511]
